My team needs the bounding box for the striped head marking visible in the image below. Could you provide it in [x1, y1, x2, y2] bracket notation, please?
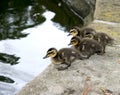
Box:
[84, 34, 94, 39]
[69, 37, 79, 46]
[43, 48, 57, 59]
[69, 29, 79, 36]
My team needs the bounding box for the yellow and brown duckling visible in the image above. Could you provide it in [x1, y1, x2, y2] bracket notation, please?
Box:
[43, 47, 83, 70]
[68, 36, 104, 58]
[68, 26, 96, 38]
[68, 26, 81, 37]
[85, 32, 114, 53]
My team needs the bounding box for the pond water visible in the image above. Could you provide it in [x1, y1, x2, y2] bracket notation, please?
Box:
[0, 0, 83, 95]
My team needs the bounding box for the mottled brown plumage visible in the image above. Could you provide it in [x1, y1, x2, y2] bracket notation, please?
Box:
[69, 36, 103, 58]
[85, 32, 114, 53]
[68, 26, 96, 38]
[43, 47, 83, 70]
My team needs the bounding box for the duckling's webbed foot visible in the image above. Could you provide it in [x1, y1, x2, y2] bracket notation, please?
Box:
[96, 47, 105, 55]
[57, 66, 68, 71]
[78, 53, 89, 60]
[97, 51, 104, 55]
[61, 62, 71, 68]
[80, 52, 92, 59]
[74, 53, 84, 60]
[57, 62, 71, 71]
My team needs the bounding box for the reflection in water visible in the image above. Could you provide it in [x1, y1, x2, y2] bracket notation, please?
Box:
[37, 0, 83, 29]
[0, 76, 14, 83]
[0, 5, 46, 40]
[0, 82, 16, 95]
[0, 62, 33, 95]
[0, 0, 83, 95]
[0, 53, 20, 65]
[0, 1, 46, 92]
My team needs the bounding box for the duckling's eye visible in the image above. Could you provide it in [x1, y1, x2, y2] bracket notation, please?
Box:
[73, 31, 77, 33]
[47, 52, 52, 55]
[71, 41, 75, 43]
[71, 40, 78, 45]
[73, 30, 77, 33]
[70, 30, 74, 33]
[85, 34, 93, 39]
[70, 29, 77, 33]
[85, 34, 90, 37]
[85, 32, 90, 35]
[51, 52, 55, 55]
[47, 51, 54, 55]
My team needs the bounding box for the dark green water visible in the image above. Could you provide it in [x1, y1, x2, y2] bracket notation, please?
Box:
[0, 0, 83, 95]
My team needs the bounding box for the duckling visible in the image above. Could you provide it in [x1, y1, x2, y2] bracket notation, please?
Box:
[43, 47, 83, 70]
[68, 26, 96, 38]
[81, 27, 96, 38]
[68, 26, 81, 37]
[68, 36, 103, 58]
[85, 32, 114, 53]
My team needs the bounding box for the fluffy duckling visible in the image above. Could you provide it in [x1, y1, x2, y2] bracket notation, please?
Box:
[43, 47, 83, 70]
[68, 26, 96, 38]
[68, 26, 81, 37]
[68, 36, 103, 58]
[85, 32, 114, 53]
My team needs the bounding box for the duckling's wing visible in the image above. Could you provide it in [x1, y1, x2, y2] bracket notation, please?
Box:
[105, 34, 114, 45]
[58, 49, 66, 61]
[59, 48, 76, 63]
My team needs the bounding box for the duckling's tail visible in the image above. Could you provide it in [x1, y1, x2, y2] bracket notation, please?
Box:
[107, 36, 114, 45]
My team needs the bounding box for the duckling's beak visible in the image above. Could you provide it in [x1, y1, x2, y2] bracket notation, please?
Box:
[68, 43, 71, 46]
[67, 33, 71, 36]
[43, 55, 48, 59]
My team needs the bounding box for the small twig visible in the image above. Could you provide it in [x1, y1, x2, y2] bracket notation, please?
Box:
[117, 59, 120, 64]
[81, 77, 92, 95]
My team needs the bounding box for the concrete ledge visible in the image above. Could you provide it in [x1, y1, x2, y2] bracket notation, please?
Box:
[16, 46, 120, 95]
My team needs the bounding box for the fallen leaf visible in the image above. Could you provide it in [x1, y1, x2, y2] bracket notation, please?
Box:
[117, 60, 120, 64]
